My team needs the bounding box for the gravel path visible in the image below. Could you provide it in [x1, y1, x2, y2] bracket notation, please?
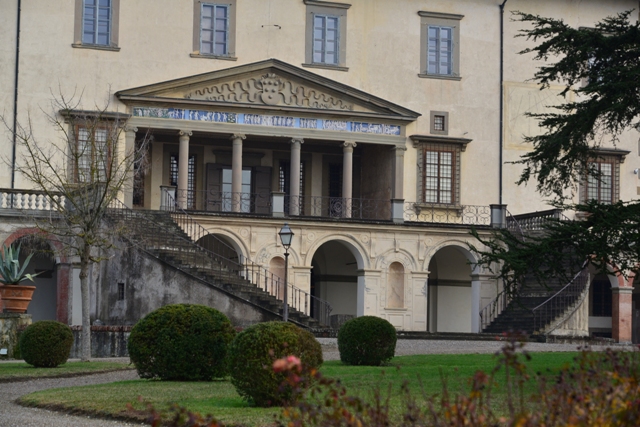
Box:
[2, 339, 635, 427]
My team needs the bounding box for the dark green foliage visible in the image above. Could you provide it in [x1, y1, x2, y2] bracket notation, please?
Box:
[338, 316, 397, 366]
[128, 304, 236, 381]
[228, 321, 323, 406]
[19, 321, 73, 367]
[514, 10, 640, 200]
[471, 11, 640, 290]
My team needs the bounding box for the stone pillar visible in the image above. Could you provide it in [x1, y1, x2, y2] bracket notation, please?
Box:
[612, 285, 634, 343]
[177, 130, 192, 209]
[56, 263, 72, 324]
[231, 134, 246, 213]
[470, 275, 482, 333]
[342, 141, 356, 218]
[123, 126, 138, 207]
[289, 138, 303, 216]
[271, 191, 285, 217]
[391, 145, 406, 199]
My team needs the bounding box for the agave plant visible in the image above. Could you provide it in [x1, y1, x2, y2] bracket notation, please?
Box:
[0, 244, 41, 285]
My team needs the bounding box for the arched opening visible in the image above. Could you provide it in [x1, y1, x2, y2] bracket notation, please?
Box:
[310, 240, 359, 327]
[427, 246, 473, 333]
[195, 233, 243, 275]
[13, 237, 58, 322]
[588, 273, 614, 338]
[387, 262, 405, 309]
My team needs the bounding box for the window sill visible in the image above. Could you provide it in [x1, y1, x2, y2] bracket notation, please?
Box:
[190, 53, 238, 61]
[71, 43, 120, 52]
[384, 307, 408, 312]
[302, 63, 349, 72]
[418, 73, 461, 81]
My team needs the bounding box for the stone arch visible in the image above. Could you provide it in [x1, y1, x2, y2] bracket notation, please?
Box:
[374, 248, 418, 272]
[256, 243, 302, 267]
[425, 240, 478, 333]
[305, 234, 369, 270]
[2, 228, 70, 323]
[197, 228, 249, 261]
[423, 239, 479, 272]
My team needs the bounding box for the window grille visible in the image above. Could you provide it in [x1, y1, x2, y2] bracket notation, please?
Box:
[417, 142, 461, 205]
[170, 153, 197, 209]
[76, 126, 109, 183]
[581, 156, 620, 204]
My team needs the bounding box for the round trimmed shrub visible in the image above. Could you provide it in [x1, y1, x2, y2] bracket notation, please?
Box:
[338, 316, 397, 366]
[228, 321, 323, 406]
[20, 321, 73, 367]
[128, 304, 236, 381]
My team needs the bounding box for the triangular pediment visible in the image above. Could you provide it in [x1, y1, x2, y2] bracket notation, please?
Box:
[116, 59, 419, 120]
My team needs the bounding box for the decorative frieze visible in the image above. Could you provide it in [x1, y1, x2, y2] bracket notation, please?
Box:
[132, 107, 401, 136]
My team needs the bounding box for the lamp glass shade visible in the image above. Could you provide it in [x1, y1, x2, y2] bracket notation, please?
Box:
[278, 223, 294, 248]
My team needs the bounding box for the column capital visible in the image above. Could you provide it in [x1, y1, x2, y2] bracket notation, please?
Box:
[392, 145, 407, 153]
[342, 141, 357, 150]
[231, 133, 246, 141]
[124, 125, 138, 134]
[291, 138, 304, 146]
[178, 130, 193, 137]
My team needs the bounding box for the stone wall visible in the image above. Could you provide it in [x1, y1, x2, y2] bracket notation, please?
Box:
[94, 243, 281, 328]
[70, 325, 131, 358]
[0, 313, 31, 359]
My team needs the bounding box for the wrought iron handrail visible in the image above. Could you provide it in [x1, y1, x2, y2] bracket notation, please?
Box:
[160, 192, 333, 326]
[285, 195, 391, 220]
[479, 284, 514, 330]
[532, 262, 590, 334]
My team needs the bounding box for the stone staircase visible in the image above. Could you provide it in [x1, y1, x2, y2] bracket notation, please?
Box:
[481, 210, 590, 336]
[107, 206, 323, 328]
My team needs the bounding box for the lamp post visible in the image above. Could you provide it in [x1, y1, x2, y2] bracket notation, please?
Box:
[278, 223, 294, 322]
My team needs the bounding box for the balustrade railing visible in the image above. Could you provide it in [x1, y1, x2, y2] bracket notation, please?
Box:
[160, 193, 332, 326]
[0, 188, 65, 211]
[285, 195, 391, 220]
[404, 202, 491, 225]
[507, 209, 562, 232]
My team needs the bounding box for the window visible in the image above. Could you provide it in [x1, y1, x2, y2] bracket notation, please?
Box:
[430, 111, 449, 135]
[304, 0, 350, 70]
[170, 153, 197, 209]
[221, 168, 251, 212]
[418, 11, 463, 80]
[74, 126, 110, 183]
[73, 0, 120, 50]
[580, 149, 628, 205]
[411, 135, 471, 206]
[192, 0, 237, 60]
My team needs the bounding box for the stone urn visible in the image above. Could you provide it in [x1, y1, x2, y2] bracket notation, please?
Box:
[0, 285, 36, 313]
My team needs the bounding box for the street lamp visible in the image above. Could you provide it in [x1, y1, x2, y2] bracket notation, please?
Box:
[278, 223, 294, 322]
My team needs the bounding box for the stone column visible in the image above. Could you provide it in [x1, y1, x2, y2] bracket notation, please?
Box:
[122, 126, 138, 207]
[231, 134, 246, 212]
[289, 138, 304, 216]
[612, 284, 634, 343]
[470, 275, 482, 333]
[342, 141, 356, 218]
[391, 145, 406, 223]
[177, 130, 192, 209]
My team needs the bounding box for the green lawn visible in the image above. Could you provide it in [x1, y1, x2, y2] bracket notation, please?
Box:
[0, 361, 134, 382]
[18, 352, 578, 426]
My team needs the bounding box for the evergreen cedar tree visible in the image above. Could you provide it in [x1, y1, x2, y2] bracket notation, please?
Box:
[470, 11, 640, 293]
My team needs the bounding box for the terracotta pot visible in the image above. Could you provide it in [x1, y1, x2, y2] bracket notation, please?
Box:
[0, 285, 36, 313]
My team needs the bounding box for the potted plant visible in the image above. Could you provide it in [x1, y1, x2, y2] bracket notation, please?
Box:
[0, 244, 41, 313]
